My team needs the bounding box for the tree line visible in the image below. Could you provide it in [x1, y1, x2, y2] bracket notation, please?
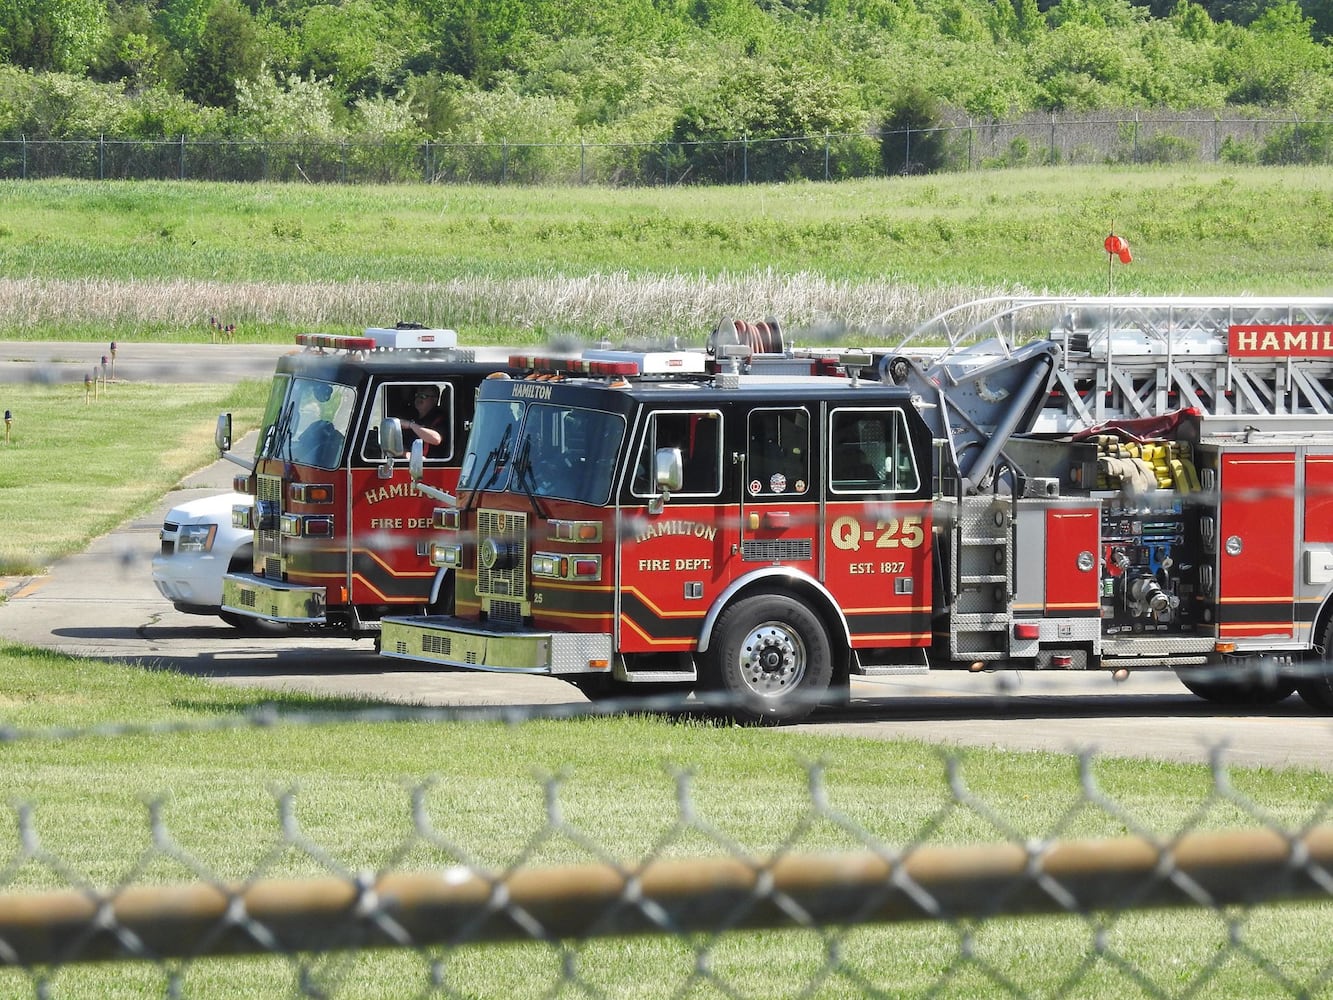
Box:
[0, 0, 1329, 175]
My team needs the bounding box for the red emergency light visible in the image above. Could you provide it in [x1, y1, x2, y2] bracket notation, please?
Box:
[296, 333, 378, 352]
[509, 354, 641, 377]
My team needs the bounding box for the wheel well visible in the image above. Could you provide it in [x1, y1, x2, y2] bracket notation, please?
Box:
[711, 580, 851, 685]
[1311, 597, 1333, 655]
[227, 543, 253, 573]
[428, 568, 456, 613]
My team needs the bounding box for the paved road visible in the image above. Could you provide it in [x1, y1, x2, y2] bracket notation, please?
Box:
[0, 340, 295, 385]
[2, 341, 1330, 771]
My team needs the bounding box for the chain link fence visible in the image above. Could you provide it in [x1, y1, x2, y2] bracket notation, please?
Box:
[3, 692, 1333, 999]
[1, 112, 1329, 186]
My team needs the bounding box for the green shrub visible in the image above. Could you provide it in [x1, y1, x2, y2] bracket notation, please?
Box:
[1219, 134, 1259, 163]
[1259, 120, 1333, 165]
[879, 87, 949, 175]
[1115, 130, 1200, 163]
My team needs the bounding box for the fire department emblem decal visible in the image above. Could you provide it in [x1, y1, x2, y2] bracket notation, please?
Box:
[769, 473, 787, 493]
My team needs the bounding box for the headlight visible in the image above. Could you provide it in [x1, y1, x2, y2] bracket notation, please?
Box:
[177, 523, 217, 553]
[430, 542, 463, 568]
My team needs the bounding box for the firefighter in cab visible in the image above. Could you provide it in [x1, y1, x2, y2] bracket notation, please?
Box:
[404, 386, 446, 455]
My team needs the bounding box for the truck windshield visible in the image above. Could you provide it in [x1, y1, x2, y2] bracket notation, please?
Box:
[255, 376, 356, 469]
[460, 399, 625, 505]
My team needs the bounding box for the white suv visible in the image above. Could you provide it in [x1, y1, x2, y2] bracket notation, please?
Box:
[152, 491, 279, 632]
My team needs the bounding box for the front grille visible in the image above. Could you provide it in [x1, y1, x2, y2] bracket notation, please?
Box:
[257, 474, 284, 562]
[742, 539, 813, 562]
[423, 633, 451, 656]
[488, 600, 524, 628]
[476, 509, 528, 601]
[161, 520, 178, 556]
[256, 475, 283, 503]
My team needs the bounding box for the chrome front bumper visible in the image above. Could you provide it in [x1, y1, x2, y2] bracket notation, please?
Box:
[222, 574, 326, 624]
[379, 615, 611, 674]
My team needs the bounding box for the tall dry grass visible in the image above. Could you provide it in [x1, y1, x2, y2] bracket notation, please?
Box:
[0, 274, 1006, 345]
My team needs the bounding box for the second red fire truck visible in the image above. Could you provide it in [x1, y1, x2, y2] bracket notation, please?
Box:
[376, 297, 1333, 721]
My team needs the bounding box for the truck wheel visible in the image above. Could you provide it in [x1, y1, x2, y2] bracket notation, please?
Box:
[221, 548, 284, 634]
[427, 574, 455, 616]
[567, 675, 619, 701]
[565, 675, 693, 706]
[706, 594, 832, 723]
[219, 610, 286, 635]
[1296, 620, 1333, 711]
[1176, 664, 1293, 706]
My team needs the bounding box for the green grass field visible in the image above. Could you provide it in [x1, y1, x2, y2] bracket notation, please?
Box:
[3, 169, 1333, 996]
[2, 642, 1333, 998]
[1, 166, 1330, 346]
[0, 379, 268, 575]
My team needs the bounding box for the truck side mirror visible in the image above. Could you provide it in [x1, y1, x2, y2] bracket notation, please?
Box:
[378, 416, 406, 478]
[379, 417, 406, 458]
[655, 447, 683, 492]
[404, 438, 455, 505]
[215, 413, 232, 453]
[649, 447, 683, 514]
[409, 439, 425, 483]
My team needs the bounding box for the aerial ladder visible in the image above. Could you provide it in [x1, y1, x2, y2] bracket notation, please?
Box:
[881, 295, 1333, 666]
[889, 295, 1333, 432]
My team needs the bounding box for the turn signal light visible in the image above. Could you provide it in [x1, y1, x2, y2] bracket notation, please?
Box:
[290, 483, 334, 504]
[550, 519, 602, 542]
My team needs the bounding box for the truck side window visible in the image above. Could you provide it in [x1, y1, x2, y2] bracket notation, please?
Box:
[361, 382, 454, 462]
[632, 411, 722, 498]
[747, 408, 809, 496]
[830, 409, 919, 494]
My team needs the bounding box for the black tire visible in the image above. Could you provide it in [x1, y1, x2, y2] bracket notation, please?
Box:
[426, 573, 455, 616]
[1176, 663, 1294, 706]
[219, 610, 286, 635]
[220, 547, 285, 634]
[567, 675, 620, 701]
[704, 594, 833, 723]
[565, 675, 694, 708]
[1297, 619, 1333, 711]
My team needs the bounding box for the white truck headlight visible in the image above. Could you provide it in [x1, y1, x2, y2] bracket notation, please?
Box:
[177, 523, 217, 553]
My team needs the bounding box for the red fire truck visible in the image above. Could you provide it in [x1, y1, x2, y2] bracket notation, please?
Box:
[214, 326, 510, 637]
[377, 298, 1333, 720]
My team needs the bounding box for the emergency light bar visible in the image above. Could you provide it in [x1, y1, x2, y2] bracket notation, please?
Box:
[509, 354, 642, 377]
[296, 328, 462, 352]
[583, 348, 707, 375]
[509, 349, 708, 378]
[296, 333, 378, 352]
